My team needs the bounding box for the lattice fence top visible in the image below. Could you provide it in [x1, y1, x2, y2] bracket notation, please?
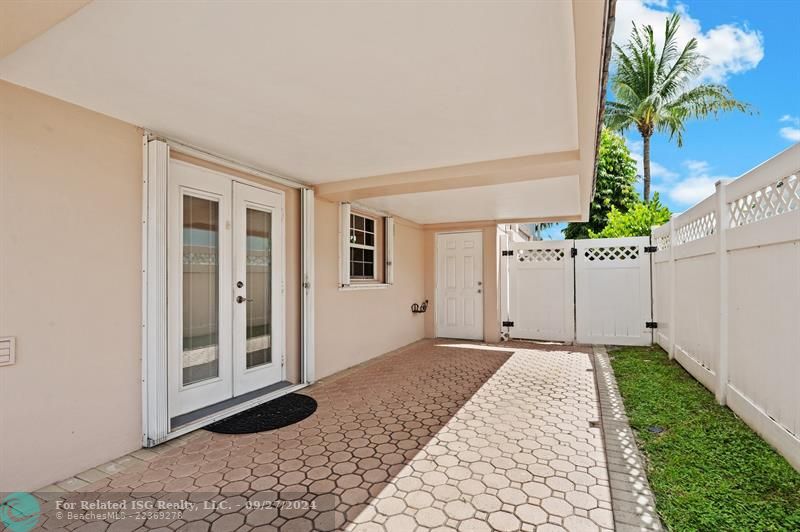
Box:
[517, 248, 565, 263]
[729, 171, 799, 227]
[654, 233, 671, 251]
[184, 252, 217, 265]
[674, 212, 716, 246]
[583, 246, 639, 262]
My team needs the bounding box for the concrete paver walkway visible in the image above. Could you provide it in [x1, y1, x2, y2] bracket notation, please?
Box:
[34, 340, 613, 531]
[349, 343, 612, 532]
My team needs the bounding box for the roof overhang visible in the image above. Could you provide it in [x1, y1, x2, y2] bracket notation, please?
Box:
[0, 0, 612, 226]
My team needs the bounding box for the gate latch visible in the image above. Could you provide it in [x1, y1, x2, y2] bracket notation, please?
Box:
[645, 321, 658, 329]
[644, 245, 658, 253]
[501, 250, 513, 256]
[570, 248, 578, 258]
[502, 321, 514, 327]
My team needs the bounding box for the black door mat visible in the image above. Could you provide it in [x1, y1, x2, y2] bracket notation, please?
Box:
[205, 393, 317, 434]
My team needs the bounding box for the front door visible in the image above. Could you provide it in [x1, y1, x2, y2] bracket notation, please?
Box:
[168, 161, 284, 418]
[436, 231, 484, 340]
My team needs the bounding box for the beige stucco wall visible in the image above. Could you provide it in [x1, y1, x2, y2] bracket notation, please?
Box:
[423, 226, 501, 343]
[0, 83, 308, 492]
[314, 198, 427, 379]
[0, 81, 143, 491]
[0, 80, 491, 492]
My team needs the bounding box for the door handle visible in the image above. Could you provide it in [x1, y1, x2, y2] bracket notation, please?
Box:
[236, 296, 253, 304]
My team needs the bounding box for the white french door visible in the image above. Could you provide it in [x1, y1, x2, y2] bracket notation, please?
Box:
[168, 161, 284, 418]
[436, 231, 484, 340]
[232, 182, 283, 396]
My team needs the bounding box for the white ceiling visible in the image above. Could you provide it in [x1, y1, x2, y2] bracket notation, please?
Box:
[360, 175, 581, 225]
[0, 0, 579, 184]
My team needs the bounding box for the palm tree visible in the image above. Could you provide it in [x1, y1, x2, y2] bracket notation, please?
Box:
[605, 13, 751, 202]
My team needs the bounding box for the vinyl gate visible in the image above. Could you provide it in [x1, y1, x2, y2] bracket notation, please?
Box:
[502, 236, 653, 345]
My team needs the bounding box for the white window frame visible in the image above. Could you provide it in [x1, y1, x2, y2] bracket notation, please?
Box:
[338, 203, 394, 291]
[385, 216, 395, 285]
[349, 211, 379, 282]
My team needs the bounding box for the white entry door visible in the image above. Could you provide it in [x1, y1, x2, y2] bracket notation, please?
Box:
[168, 161, 284, 418]
[436, 232, 484, 340]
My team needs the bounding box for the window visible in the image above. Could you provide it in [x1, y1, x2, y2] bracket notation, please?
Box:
[349, 213, 376, 280]
[339, 203, 393, 288]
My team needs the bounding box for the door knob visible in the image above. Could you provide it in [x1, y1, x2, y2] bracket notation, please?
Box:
[236, 296, 253, 304]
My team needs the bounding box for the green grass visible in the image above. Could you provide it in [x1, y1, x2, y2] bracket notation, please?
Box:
[609, 345, 800, 531]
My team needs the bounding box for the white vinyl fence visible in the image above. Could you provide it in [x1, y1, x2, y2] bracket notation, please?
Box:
[500, 237, 653, 346]
[652, 143, 800, 470]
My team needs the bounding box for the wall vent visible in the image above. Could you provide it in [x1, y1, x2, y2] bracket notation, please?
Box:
[0, 337, 16, 367]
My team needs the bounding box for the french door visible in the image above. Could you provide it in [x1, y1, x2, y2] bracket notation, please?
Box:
[168, 161, 284, 418]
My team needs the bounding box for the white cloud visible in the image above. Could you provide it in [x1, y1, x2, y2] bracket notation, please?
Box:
[668, 160, 730, 205]
[780, 127, 800, 142]
[614, 0, 764, 83]
[669, 176, 718, 204]
[683, 159, 710, 175]
[778, 115, 800, 142]
[622, 138, 730, 207]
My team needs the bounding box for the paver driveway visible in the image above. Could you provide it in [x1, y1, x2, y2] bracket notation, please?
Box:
[35, 340, 612, 531]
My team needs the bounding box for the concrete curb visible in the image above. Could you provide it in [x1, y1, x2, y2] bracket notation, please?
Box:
[592, 346, 663, 531]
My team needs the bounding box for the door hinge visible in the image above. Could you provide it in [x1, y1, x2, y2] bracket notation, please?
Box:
[501, 250, 513, 257]
[644, 245, 658, 253]
[502, 321, 514, 327]
[570, 247, 578, 258]
[646, 321, 658, 329]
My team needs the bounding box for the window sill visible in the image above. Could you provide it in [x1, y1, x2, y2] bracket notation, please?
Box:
[339, 283, 391, 292]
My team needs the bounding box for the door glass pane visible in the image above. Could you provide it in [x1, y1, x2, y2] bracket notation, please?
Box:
[182, 195, 220, 386]
[246, 208, 272, 369]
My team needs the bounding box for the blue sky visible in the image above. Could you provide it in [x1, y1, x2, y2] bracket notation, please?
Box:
[542, 0, 799, 238]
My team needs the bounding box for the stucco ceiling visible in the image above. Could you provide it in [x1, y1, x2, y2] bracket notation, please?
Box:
[0, 0, 579, 185]
[360, 175, 581, 225]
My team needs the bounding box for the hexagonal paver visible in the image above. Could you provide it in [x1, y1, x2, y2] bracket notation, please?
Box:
[497, 487, 527, 505]
[405, 490, 434, 509]
[566, 490, 599, 510]
[472, 493, 502, 513]
[382, 514, 416, 532]
[444, 500, 475, 520]
[375, 497, 406, 516]
[416, 507, 447, 528]
[564, 515, 602, 532]
[542, 496, 575, 517]
[30, 340, 613, 532]
[488, 510, 522, 531]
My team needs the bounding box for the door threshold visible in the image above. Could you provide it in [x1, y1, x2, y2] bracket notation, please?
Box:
[171, 380, 293, 428]
[156, 382, 308, 445]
